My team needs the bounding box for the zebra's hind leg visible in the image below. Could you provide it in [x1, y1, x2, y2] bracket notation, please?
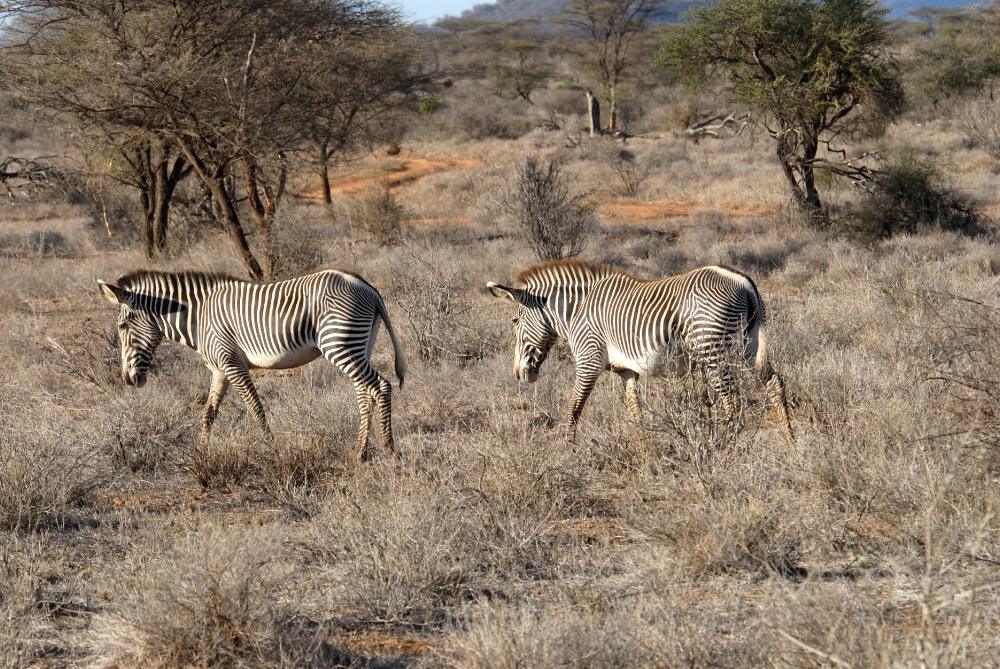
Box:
[352, 382, 375, 461]
[764, 367, 794, 443]
[350, 375, 395, 461]
[613, 369, 643, 425]
[201, 369, 231, 441]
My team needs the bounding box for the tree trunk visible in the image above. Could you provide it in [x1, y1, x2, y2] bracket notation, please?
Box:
[152, 149, 189, 252]
[319, 142, 332, 205]
[140, 187, 155, 259]
[586, 89, 601, 137]
[607, 86, 617, 133]
[800, 139, 822, 212]
[174, 135, 264, 280]
[776, 135, 822, 216]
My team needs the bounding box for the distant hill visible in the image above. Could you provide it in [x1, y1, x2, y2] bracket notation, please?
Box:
[459, 0, 980, 22]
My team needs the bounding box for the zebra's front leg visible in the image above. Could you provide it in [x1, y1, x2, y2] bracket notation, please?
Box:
[565, 361, 602, 444]
[223, 363, 271, 440]
[201, 370, 231, 442]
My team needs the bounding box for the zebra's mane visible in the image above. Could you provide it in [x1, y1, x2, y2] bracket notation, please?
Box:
[514, 259, 627, 289]
[116, 269, 242, 291]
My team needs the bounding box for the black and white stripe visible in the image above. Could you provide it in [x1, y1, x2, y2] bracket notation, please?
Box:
[99, 269, 406, 459]
[488, 260, 792, 442]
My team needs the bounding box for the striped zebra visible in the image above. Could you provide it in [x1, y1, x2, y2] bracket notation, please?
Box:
[487, 260, 792, 442]
[98, 269, 406, 460]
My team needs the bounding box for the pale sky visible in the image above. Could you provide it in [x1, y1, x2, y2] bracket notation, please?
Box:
[392, 0, 482, 23]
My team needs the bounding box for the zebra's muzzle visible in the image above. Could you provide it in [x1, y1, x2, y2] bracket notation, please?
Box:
[123, 366, 147, 388]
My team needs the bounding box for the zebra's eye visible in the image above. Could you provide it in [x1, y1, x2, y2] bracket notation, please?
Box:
[512, 317, 519, 325]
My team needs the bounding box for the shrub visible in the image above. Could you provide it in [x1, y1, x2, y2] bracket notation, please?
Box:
[500, 156, 595, 261]
[963, 96, 1000, 163]
[349, 173, 407, 244]
[418, 95, 446, 115]
[0, 420, 104, 531]
[90, 528, 317, 669]
[453, 96, 531, 140]
[848, 151, 986, 238]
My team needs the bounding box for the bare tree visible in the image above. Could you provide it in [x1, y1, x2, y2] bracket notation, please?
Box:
[557, 0, 667, 133]
[2, 0, 426, 278]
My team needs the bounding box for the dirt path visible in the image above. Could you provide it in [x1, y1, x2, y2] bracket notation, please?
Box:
[297, 157, 482, 203]
[297, 153, 769, 223]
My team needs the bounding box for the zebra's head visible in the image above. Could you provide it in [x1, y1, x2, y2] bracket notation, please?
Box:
[98, 280, 163, 388]
[487, 282, 558, 383]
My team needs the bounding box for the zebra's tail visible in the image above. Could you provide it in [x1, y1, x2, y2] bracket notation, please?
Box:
[374, 294, 407, 389]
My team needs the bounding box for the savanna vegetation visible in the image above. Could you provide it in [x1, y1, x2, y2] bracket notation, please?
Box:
[2, 0, 1000, 666]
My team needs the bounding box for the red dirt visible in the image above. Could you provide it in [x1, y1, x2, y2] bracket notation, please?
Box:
[297, 157, 482, 203]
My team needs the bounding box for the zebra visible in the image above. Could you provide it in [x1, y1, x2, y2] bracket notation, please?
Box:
[487, 260, 792, 442]
[98, 269, 406, 460]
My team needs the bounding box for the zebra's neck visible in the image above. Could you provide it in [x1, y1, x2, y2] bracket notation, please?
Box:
[518, 261, 624, 338]
[123, 271, 237, 351]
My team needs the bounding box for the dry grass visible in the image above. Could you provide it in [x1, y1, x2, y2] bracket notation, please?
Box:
[0, 108, 999, 669]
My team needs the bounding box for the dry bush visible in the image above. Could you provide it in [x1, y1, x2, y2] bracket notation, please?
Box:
[91, 526, 322, 669]
[0, 229, 70, 259]
[349, 173, 407, 244]
[0, 392, 105, 530]
[390, 249, 506, 365]
[313, 479, 480, 627]
[593, 140, 665, 197]
[442, 601, 656, 669]
[962, 97, 1000, 163]
[0, 536, 44, 668]
[451, 95, 533, 141]
[498, 156, 595, 261]
[263, 209, 328, 280]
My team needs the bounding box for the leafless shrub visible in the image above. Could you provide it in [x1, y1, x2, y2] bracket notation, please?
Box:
[390, 250, 506, 365]
[597, 141, 664, 197]
[316, 484, 478, 627]
[0, 229, 70, 258]
[47, 326, 121, 394]
[181, 437, 257, 490]
[106, 395, 198, 474]
[452, 96, 532, 141]
[265, 210, 328, 280]
[848, 152, 987, 238]
[443, 601, 655, 669]
[962, 97, 1000, 163]
[0, 537, 43, 668]
[0, 415, 104, 531]
[250, 435, 352, 505]
[499, 156, 595, 261]
[349, 173, 407, 244]
[91, 527, 321, 669]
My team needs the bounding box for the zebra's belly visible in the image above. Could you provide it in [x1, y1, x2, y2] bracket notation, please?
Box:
[607, 343, 688, 377]
[246, 346, 322, 370]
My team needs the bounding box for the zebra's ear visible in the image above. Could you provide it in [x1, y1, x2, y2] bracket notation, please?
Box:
[98, 280, 130, 305]
[487, 282, 521, 303]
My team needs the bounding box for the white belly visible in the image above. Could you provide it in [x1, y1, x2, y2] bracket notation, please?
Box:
[611, 346, 689, 377]
[247, 346, 322, 370]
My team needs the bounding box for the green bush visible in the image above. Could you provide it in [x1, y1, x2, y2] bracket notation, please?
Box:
[848, 151, 985, 238]
[418, 95, 446, 115]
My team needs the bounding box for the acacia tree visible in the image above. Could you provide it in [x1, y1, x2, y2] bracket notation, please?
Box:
[660, 0, 905, 217]
[558, 0, 667, 132]
[2, 0, 424, 278]
[488, 40, 552, 104]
